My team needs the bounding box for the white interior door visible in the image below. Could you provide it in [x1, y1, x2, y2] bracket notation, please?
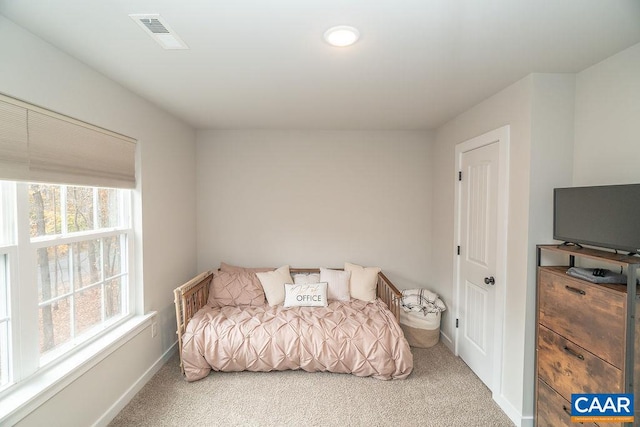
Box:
[457, 141, 500, 389]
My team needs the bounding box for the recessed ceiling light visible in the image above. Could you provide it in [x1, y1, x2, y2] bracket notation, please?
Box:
[323, 26, 360, 47]
[129, 14, 189, 50]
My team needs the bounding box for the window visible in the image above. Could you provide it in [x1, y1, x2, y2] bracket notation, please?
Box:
[0, 254, 9, 389]
[0, 181, 15, 391]
[0, 94, 137, 401]
[0, 181, 133, 391]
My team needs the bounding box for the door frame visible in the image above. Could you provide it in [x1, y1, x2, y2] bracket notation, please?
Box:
[453, 125, 510, 397]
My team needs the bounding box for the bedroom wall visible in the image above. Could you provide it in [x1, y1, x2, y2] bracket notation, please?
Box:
[0, 16, 197, 426]
[431, 73, 575, 426]
[525, 73, 576, 421]
[573, 42, 640, 185]
[196, 130, 433, 290]
[432, 76, 533, 426]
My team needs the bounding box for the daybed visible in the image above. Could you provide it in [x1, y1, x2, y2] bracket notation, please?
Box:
[173, 264, 413, 382]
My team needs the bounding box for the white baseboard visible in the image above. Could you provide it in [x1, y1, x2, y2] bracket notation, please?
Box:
[519, 415, 534, 427]
[439, 329, 531, 426]
[440, 330, 454, 351]
[493, 393, 532, 427]
[93, 341, 178, 427]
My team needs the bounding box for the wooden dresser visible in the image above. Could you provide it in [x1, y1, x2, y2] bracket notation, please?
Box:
[535, 245, 640, 427]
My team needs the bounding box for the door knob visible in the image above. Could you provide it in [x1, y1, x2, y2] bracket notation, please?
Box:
[484, 276, 495, 285]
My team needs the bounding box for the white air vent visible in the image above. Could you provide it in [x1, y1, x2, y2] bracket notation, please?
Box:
[129, 14, 188, 50]
[141, 18, 169, 34]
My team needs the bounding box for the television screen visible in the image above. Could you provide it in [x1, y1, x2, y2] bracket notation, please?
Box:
[553, 184, 640, 254]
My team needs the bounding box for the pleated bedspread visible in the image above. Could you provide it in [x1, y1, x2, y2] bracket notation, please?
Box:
[181, 299, 413, 381]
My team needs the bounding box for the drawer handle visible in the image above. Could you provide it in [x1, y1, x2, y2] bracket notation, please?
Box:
[565, 285, 586, 295]
[563, 345, 585, 361]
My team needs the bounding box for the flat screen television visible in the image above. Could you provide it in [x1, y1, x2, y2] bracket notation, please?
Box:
[553, 183, 640, 254]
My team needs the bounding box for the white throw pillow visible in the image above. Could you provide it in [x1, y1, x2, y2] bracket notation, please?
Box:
[293, 273, 321, 284]
[319, 268, 351, 301]
[345, 262, 381, 302]
[256, 265, 293, 306]
[283, 282, 328, 307]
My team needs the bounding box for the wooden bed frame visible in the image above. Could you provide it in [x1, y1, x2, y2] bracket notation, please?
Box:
[173, 268, 402, 374]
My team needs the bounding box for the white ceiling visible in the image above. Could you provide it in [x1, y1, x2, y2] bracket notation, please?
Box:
[1, 0, 640, 130]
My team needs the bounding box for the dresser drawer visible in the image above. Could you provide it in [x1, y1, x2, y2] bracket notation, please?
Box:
[537, 325, 623, 402]
[538, 267, 626, 368]
[536, 379, 600, 427]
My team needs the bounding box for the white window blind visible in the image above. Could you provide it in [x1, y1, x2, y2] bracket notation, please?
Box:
[0, 100, 29, 182]
[0, 95, 136, 189]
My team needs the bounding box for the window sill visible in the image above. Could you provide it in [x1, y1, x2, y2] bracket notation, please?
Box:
[0, 312, 156, 425]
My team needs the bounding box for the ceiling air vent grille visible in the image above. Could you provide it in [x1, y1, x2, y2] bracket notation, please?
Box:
[141, 18, 169, 34]
[129, 14, 188, 50]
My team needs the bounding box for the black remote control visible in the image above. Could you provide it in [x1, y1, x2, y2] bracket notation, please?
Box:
[592, 268, 608, 277]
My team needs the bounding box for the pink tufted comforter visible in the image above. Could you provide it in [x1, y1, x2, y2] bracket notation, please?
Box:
[181, 298, 413, 381]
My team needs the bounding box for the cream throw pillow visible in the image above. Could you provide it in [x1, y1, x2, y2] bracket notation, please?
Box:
[293, 273, 321, 284]
[256, 265, 293, 306]
[283, 282, 328, 307]
[319, 268, 351, 301]
[345, 262, 381, 302]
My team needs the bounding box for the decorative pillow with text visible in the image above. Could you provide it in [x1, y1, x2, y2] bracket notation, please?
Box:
[283, 282, 328, 307]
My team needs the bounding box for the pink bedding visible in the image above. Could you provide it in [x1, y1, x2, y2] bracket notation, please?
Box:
[181, 298, 413, 381]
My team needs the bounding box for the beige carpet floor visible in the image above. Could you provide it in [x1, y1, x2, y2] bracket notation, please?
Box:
[109, 342, 515, 426]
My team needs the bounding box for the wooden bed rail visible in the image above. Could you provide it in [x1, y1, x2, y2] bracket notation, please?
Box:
[174, 270, 213, 374]
[173, 268, 402, 374]
[377, 271, 402, 321]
